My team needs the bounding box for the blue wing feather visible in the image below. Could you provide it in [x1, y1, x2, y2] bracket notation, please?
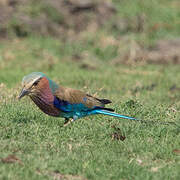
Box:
[54, 96, 90, 112]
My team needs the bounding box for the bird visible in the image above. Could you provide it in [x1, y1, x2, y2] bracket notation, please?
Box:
[18, 72, 137, 125]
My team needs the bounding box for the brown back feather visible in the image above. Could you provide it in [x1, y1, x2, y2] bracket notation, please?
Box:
[54, 86, 107, 109]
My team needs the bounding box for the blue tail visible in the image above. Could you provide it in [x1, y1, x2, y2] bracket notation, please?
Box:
[94, 109, 137, 120]
[93, 109, 177, 125]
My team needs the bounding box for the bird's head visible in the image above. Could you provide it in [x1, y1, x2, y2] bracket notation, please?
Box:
[18, 72, 45, 99]
[18, 72, 58, 100]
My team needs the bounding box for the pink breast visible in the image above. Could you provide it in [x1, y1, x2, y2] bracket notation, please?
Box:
[30, 77, 60, 117]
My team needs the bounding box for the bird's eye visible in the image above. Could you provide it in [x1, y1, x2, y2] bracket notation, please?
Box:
[33, 81, 39, 86]
[32, 77, 42, 87]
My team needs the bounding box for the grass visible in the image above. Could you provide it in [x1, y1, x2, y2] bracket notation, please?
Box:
[0, 37, 179, 180]
[0, 0, 180, 179]
[112, 0, 180, 45]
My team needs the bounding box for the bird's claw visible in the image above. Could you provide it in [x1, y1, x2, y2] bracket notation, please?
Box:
[64, 120, 71, 127]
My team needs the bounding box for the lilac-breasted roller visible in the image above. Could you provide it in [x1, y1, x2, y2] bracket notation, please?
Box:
[19, 72, 137, 124]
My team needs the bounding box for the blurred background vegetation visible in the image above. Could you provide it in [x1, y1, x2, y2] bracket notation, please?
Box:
[0, 0, 180, 66]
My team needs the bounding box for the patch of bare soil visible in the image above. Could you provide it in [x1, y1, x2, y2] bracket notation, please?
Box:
[36, 169, 87, 180]
[1, 154, 23, 165]
[112, 38, 180, 64]
[111, 124, 126, 141]
[145, 39, 180, 64]
[173, 149, 180, 155]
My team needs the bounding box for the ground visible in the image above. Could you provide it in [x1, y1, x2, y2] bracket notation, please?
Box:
[0, 0, 180, 179]
[0, 37, 179, 180]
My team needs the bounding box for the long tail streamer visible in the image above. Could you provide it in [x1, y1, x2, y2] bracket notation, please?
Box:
[95, 109, 178, 126]
[95, 110, 137, 120]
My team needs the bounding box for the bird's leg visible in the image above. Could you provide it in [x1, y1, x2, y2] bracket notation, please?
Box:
[64, 118, 70, 126]
[64, 116, 78, 127]
[64, 118, 69, 123]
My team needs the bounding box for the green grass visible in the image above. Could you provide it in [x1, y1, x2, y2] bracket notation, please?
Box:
[0, 0, 180, 179]
[112, 0, 180, 45]
[0, 37, 180, 180]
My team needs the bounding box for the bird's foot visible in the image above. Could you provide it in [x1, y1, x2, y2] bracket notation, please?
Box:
[64, 118, 70, 127]
[64, 120, 71, 127]
[63, 117, 77, 127]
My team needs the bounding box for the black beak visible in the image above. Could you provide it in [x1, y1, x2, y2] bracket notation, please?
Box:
[18, 88, 29, 100]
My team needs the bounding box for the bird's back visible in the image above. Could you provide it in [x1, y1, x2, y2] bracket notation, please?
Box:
[54, 86, 111, 109]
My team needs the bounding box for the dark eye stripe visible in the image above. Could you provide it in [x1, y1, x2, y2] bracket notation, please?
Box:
[33, 81, 39, 86]
[32, 77, 42, 86]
